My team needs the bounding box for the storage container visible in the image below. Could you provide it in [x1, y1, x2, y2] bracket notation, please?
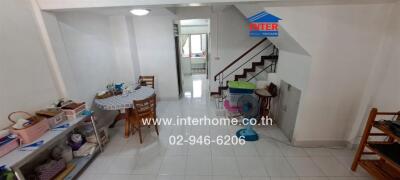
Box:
[61, 102, 86, 120]
[228, 81, 256, 94]
[0, 137, 19, 157]
[8, 111, 50, 144]
[36, 109, 66, 128]
[46, 112, 66, 128]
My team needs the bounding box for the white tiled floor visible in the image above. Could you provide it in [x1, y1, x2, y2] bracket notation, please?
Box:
[79, 75, 371, 180]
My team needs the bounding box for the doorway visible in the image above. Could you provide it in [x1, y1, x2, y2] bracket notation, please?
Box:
[176, 19, 210, 98]
[180, 33, 208, 75]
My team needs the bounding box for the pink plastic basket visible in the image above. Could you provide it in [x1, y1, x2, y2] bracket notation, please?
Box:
[8, 111, 50, 144]
[0, 138, 19, 157]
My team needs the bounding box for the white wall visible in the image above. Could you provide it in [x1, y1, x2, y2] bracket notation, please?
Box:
[175, 6, 212, 20]
[50, 11, 124, 108]
[180, 25, 209, 34]
[276, 50, 311, 92]
[347, 1, 400, 145]
[0, 0, 60, 129]
[372, 21, 400, 110]
[125, 16, 142, 80]
[109, 15, 136, 83]
[132, 15, 180, 100]
[209, 6, 264, 91]
[237, 2, 392, 144]
[43, 11, 142, 126]
[264, 3, 391, 144]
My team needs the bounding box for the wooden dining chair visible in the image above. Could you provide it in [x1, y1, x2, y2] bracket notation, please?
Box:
[130, 94, 158, 144]
[138, 76, 155, 89]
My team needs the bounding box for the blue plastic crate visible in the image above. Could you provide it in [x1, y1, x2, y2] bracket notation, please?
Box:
[228, 88, 255, 94]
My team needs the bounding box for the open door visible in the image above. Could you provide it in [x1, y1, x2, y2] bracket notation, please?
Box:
[173, 24, 182, 96]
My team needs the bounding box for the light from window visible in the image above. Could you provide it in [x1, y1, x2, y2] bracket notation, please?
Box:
[191, 35, 202, 56]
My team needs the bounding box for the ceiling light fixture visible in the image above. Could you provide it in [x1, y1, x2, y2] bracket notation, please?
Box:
[188, 3, 202, 7]
[130, 9, 150, 16]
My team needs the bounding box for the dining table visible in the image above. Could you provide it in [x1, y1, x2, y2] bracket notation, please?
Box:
[94, 86, 155, 138]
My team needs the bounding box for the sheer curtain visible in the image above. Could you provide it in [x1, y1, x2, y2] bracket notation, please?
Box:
[180, 35, 190, 57]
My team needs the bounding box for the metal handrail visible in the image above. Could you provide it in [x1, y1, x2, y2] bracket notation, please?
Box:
[246, 63, 274, 82]
[246, 48, 279, 82]
[222, 43, 274, 81]
[214, 38, 267, 81]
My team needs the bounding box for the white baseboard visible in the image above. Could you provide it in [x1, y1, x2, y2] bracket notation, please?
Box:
[293, 139, 349, 148]
[159, 96, 180, 101]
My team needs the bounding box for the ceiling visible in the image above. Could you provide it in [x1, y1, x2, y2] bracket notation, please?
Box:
[46, 0, 398, 16]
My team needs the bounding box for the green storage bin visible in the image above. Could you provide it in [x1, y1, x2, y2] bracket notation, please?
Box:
[228, 81, 256, 93]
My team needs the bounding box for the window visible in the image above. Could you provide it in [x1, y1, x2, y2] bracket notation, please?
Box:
[181, 34, 207, 58]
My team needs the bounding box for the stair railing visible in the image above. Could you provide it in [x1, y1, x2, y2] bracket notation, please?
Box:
[221, 43, 274, 81]
[214, 38, 267, 82]
[246, 47, 279, 82]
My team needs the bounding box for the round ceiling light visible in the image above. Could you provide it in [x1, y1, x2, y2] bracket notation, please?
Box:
[130, 9, 150, 16]
[188, 3, 202, 6]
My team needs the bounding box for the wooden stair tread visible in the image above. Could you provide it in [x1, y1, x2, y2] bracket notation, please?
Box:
[359, 160, 400, 179]
[351, 108, 400, 179]
[366, 143, 400, 171]
[261, 55, 279, 60]
[373, 121, 400, 142]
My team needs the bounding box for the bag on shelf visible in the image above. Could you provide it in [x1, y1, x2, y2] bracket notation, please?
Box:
[67, 133, 85, 151]
[8, 111, 49, 144]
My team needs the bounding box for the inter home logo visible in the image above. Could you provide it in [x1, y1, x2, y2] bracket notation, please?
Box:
[248, 11, 282, 37]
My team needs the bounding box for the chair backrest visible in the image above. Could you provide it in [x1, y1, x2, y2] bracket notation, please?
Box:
[133, 94, 156, 122]
[138, 76, 155, 88]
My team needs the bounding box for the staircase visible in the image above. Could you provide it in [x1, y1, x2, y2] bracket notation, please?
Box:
[211, 38, 279, 95]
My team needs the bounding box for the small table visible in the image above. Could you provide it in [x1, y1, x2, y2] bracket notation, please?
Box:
[94, 86, 155, 137]
[255, 89, 272, 120]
